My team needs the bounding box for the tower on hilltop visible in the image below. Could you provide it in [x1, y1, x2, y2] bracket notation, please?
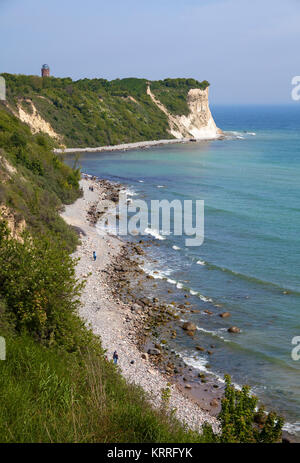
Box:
[41, 64, 50, 77]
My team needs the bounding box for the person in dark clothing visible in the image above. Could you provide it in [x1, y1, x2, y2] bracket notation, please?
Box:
[93, 251, 97, 261]
[113, 351, 118, 364]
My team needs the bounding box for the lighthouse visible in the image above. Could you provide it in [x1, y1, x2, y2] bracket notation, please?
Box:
[41, 64, 50, 77]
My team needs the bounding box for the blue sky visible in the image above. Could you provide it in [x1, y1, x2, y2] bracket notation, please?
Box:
[1, 0, 300, 103]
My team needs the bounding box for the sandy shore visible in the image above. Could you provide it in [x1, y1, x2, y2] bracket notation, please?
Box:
[54, 137, 218, 154]
[61, 177, 219, 433]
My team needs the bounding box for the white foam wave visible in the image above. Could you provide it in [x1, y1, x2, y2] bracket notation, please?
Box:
[123, 187, 137, 197]
[140, 264, 172, 280]
[177, 351, 227, 384]
[179, 350, 243, 390]
[188, 288, 213, 303]
[196, 326, 229, 342]
[138, 180, 144, 183]
[157, 185, 165, 188]
[172, 245, 181, 251]
[144, 227, 166, 240]
[199, 294, 213, 303]
[283, 422, 300, 435]
[196, 260, 206, 266]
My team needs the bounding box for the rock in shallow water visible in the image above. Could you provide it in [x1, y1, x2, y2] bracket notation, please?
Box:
[219, 312, 231, 318]
[182, 321, 197, 331]
[228, 326, 240, 333]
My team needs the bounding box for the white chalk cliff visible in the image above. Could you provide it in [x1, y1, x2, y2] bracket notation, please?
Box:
[147, 85, 222, 140]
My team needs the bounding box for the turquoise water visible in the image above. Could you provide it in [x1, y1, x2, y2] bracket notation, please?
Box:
[67, 105, 300, 437]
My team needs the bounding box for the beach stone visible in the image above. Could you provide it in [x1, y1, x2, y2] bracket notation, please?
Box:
[147, 348, 161, 356]
[219, 312, 231, 318]
[182, 322, 197, 331]
[131, 303, 142, 312]
[141, 353, 149, 361]
[196, 346, 205, 351]
[228, 326, 240, 333]
[210, 399, 219, 407]
[185, 384, 192, 389]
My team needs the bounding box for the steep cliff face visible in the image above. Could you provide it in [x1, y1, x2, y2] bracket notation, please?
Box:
[147, 85, 222, 140]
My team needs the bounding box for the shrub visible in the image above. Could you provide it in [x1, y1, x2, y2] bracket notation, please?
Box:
[218, 375, 284, 443]
[0, 221, 86, 350]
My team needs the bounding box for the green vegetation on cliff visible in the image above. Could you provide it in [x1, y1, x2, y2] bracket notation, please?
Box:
[0, 103, 209, 442]
[2, 74, 209, 148]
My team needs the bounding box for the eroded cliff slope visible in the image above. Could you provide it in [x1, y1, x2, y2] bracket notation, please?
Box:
[147, 85, 221, 139]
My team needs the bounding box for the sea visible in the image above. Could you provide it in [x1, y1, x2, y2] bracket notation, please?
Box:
[66, 104, 300, 439]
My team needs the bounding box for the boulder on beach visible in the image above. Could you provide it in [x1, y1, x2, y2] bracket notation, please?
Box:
[228, 326, 240, 333]
[182, 322, 197, 332]
[141, 353, 149, 361]
[147, 348, 161, 355]
[210, 399, 219, 407]
[131, 303, 142, 312]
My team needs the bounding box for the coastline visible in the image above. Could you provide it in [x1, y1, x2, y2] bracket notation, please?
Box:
[61, 176, 220, 433]
[54, 136, 222, 155]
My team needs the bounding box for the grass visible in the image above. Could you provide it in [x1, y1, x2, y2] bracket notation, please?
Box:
[0, 335, 213, 443]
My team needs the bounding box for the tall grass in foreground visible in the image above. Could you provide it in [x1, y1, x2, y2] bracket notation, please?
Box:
[0, 335, 211, 443]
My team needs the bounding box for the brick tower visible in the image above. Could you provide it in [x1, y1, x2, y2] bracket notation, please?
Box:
[41, 64, 50, 77]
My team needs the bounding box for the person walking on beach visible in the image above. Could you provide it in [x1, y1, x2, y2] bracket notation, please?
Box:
[93, 251, 97, 261]
[113, 351, 118, 365]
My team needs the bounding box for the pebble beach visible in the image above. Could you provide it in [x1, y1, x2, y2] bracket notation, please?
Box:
[61, 177, 220, 433]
